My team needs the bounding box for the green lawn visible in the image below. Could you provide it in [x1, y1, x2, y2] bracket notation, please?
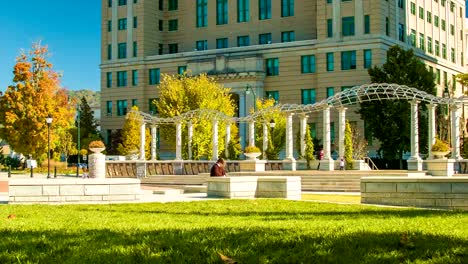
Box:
[0, 200, 467, 263]
[302, 194, 361, 204]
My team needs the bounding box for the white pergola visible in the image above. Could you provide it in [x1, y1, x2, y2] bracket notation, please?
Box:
[128, 83, 467, 171]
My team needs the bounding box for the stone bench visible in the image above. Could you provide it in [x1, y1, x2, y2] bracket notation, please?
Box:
[9, 178, 141, 204]
[207, 176, 301, 200]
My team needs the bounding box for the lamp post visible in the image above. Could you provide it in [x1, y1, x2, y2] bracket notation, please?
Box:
[443, 86, 450, 144]
[76, 104, 81, 177]
[46, 114, 53, 178]
[245, 84, 257, 112]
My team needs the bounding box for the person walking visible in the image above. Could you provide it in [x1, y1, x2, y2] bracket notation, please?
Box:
[339, 158, 345, 171]
[317, 149, 324, 170]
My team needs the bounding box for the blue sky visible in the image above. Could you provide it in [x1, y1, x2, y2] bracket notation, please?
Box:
[0, 0, 101, 92]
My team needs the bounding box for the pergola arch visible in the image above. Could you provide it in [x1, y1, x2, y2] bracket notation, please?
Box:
[128, 83, 465, 170]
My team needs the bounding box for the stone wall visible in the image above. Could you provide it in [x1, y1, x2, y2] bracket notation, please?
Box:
[361, 177, 468, 211]
[9, 178, 141, 204]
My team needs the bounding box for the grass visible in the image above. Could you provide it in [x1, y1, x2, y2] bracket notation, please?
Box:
[302, 194, 361, 204]
[0, 200, 467, 263]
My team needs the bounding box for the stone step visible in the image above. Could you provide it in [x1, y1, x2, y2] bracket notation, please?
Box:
[153, 189, 184, 195]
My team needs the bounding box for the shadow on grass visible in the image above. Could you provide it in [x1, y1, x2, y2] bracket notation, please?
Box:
[0, 228, 467, 263]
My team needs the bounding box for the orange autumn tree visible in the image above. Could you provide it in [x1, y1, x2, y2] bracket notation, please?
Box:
[0, 43, 75, 162]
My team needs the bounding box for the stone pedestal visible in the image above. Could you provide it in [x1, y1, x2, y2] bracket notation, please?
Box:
[425, 159, 455, 177]
[407, 158, 423, 171]
[319, 158, 334, 171]
[282, 158, 296, 171]
[207, 176, 258, 198]
[239, 160, 266, 172]
[89, 153, 106, 179]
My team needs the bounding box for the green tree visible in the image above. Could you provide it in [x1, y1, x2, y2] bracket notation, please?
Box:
[358, 45, 436, 168]
[0, 43, 75, 163]
[304, 125, 315, 169]
[156, 73, 236, 160]
[344, 121, 354, 169]
[254, 99, 286, 160]
[117, 106, 151, 158]
[78, 97, 100, 144]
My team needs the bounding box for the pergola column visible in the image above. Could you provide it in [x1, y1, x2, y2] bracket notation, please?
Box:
[187, 121, 193, 160]
[320, 105, 334, 171]
[225, 123, 231, 159]
[248, 120, 255, 147]
[139, 122, 146, 160]
[451, 104, 462, 160]
[262, 122, 268, 160]
[427, 104, 436, 158]
[338, 107, 347, 159]
[150, 125, 158, 160]
[212, 119, 219, 161]
[299, 114, 308, 158]
[283, 112, 296, 170]
[175, 121, 182, 160]
[407, 100, 422, 171]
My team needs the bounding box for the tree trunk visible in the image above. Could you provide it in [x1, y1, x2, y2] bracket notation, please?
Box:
[399, 148, 403, 169]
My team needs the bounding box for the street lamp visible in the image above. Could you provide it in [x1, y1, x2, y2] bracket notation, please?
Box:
[245, 84, 257, 112]
[269, 119, 276, 129]
[46, 114, 53, 178]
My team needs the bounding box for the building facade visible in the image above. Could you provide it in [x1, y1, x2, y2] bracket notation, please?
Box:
[101, 0, 467, 158]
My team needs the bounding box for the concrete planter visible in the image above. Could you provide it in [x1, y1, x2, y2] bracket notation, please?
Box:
[425, 159, 455, 177]
[239, 159, 266, 172]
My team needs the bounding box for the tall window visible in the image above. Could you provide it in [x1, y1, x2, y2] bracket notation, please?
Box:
[450, 24, 454, 35]
[385, 17, 389, 36]
[108, 20, 112, 32]
[158, 43, 163, 55]
[326, 52, 334, 71]
[301, 55, 316, 74]
[441, 19, 446, 31]
[259, 33, 272, 44]
[419, 6, 424, 19]
[133, 41, 137, 57]
[106, 72, 112, 88]
[118, 0, 127, 6]
[281, 0, 294, 17]
[132, 99, 138, 107]
[442, 43, 446, 59]
[398, 23, 405, 42]
[436, 69, 441, 84]
[118, 18, 127, 30]
[265, 91, 279, 103]
[259, 0, 271, 20]
[107, 44, 112, 60]
[435, 40, 440, 56]
[118, 43, 127, 59]
[159, 0, 163, 10]
[281, 31, 295, 42]
[108, 0, 112, 7]
[159, 20, 163, 31]
[326, 87, 334, 98]
[427, 11, 432, 23]
[168, 19, 178, 31]
[117, 100, 128, 116]
[216, 38, 228, 48]
[398, 0, 404, 8]
[327, 19, 333, 37]
[168, 0, 178, 10]
[451, 48, 455, 63]
[341, 51, 356, 70]
[427, 37, 433, 54]
[149, 68, 160, 85]
[364, 15, 370, 34]
[106, 101, 112, 116]
[168, 43, 178, 54]
[410, 29, 416, 47]
[419, 33, 425, 51]
[410, 2, 416, 15]
[363, 49, 372, 69]
[133, 16, 138, 28]
[149, 98, 158, 114]
[237, 36, 250, 46]
[266, 58, 279, 76]
[342, 17, 355, 36]
[132, 70, 138, 86]
[196, 40, 208, 50]
[217, 0, 228, 25]
[301, 89, 316, 104]
[434, 16, 439, 27]
[196, 0, 208, 27]
[117, 71, 127, 87]
[238, 0, 250, 22]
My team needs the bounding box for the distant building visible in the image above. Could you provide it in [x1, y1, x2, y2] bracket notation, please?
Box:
[101, 0, 467, 158]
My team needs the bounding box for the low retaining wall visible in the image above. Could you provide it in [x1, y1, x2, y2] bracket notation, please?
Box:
[361, 177, 468, 211]
[207, 176, 301, 200]
[9, 178, 141, 204]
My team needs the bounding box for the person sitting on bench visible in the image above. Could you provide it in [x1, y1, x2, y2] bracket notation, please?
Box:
[210, 158, 227, 177]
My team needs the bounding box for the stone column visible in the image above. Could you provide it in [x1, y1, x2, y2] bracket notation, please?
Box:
[320, 105, 334, 171]
[428, 104, 436, 158]
[188, 121, 193, 160]
[299, 115, 308, 159]
[225, 123, 231, 159]
[451, 104, 461, 160]
[139, 122, 146, 160]
[212, 119, 219, 161]
[338, 107, 347, 160]
[283, 113, 296, 170]
[332, 0, 341, 39]
[407, 100, 422, 171]
[248, 120, 255, 147]
[262, 122, 268, 160]
[150, 125, 158, 160]
[175, 121, 182, 160]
